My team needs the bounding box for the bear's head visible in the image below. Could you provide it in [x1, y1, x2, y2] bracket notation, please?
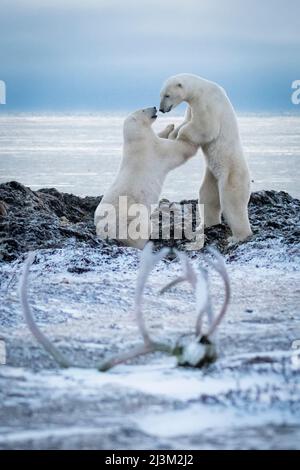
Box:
[159, 76, 186, 113]
[123, 107, 157, 141]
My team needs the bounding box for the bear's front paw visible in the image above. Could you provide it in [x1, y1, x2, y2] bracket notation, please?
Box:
[165, 123, 175, 136]
[158, 123, 175, 139]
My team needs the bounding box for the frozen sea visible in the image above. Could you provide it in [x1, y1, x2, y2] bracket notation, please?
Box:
[0, 112, 299, 199]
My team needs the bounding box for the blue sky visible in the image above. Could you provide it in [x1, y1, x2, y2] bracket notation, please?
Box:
[0, 0, 299, 111]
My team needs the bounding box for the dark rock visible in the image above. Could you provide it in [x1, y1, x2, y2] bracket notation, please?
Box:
[153, 190, 300, 255]
[0, 201, 8, 217]
[0, 181, 107, 262]
[0, 181, 299, 262]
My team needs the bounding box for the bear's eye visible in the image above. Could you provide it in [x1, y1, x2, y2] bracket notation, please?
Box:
[165, 94, 170, 99]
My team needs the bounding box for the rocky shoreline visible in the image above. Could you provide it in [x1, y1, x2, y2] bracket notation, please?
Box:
[0, 181, 299, 263]
[0, 181, 299, 450]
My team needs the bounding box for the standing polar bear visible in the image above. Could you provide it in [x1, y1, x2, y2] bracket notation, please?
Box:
[94, 107, 198, 249]
[159, 73, 252, 242]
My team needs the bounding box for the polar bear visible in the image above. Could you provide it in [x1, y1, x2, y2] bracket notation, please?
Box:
[159, 73, 252, 242]
[94, 107, 198, 249]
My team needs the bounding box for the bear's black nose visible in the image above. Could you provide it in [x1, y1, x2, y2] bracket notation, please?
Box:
[159, 108, 165, 113]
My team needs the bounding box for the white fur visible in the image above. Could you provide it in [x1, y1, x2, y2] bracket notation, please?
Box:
[160, 74, 252, 242]
[94, 107, 197, 249]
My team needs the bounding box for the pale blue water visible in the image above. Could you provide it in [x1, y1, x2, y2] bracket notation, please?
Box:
[0, 113, 299, 199]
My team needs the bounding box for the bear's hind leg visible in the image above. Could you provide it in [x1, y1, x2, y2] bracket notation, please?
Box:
[199, 167, 221, 227]
[219, 176, 252, 242]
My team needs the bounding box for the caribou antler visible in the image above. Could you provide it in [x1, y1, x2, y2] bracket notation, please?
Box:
[159, 247, 231, 368]
[19, 244, 230, 371]
[19, 244, 172, 371]
[204, 247, 231, 338]
[160, 251, 197, 294]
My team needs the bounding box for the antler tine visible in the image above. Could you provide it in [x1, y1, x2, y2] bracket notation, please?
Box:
[206, 247, 229, 279]
[176, 252, 211, 338]
[176, 251, 198, 289]
[98, 339, 172, 372]
[159, 276, 186, 295]
[98, 343, 156, 372]
[160, 251, 210, 338]
[205, 247, 231, 338]
[19, 252, 71, 368]
[194, 266, 211, 337]
[135, 243, 169, 345]
[160, 251, 194, 294]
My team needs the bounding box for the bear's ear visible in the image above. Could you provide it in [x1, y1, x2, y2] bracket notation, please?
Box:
[177, 83, 183, 88]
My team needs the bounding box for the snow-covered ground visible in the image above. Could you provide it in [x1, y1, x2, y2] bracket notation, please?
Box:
[1, 241, 299, 449]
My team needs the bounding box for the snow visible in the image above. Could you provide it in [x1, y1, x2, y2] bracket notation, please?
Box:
[0, 240, 300, 449]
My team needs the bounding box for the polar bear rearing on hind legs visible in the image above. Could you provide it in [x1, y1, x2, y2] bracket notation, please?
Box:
[94, 107, 198, 249]
[159, 73, 252, 242]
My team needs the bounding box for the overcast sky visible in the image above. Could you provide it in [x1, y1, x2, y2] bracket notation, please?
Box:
[0, 0, 299, 111]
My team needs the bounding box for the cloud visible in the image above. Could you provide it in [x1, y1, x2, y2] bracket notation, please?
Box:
[0, 0, 299, 110]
